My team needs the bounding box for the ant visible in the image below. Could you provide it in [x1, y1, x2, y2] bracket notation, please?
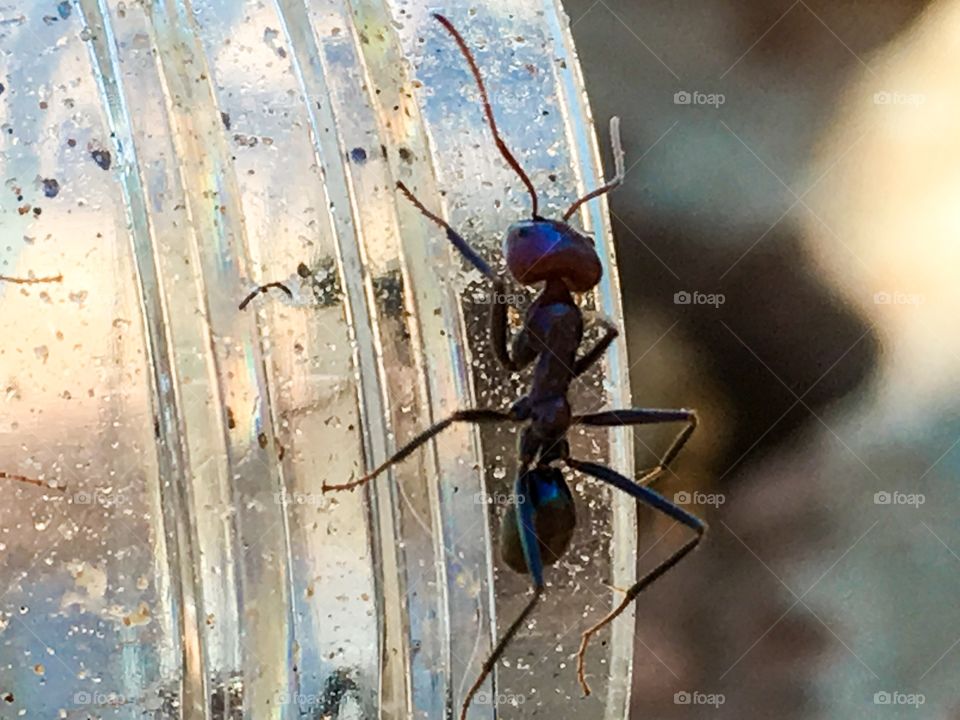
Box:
[322, 13, 707, 720]
[1, 272, 65, 491]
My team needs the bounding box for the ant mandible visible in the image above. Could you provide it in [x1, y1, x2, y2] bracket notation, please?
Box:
[322, 13, 707, 719]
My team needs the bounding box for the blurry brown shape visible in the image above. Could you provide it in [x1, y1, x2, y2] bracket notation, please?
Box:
[0, 273, 62, 284]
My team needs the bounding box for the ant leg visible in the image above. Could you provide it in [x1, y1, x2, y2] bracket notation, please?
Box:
[1, 471, 45, 488]
[574, 408, 698, 486]
[491, 291, 538, 372]
[395, 181, 536, 373]
[0, 274, 63, 284]
[490, 279, 517, 371]
[564, 457, 705, 696]
[574, 318, 620, 377]
[461, 470, 544, 720]
[395, 181, 497, 282]
[1, 471, 65, 491]
[322, 409, 516, 492]
[561, 116, 626, 221]
[238, 281, 293, 310]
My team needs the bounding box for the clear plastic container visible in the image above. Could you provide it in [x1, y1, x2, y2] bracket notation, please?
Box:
[0, 1, 635, 718]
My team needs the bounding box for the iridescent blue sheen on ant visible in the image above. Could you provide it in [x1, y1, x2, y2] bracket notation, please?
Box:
[500, 466, 576, 575]
[504, 219, 602, 292]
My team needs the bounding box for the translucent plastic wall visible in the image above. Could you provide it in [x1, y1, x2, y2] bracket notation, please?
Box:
[0, 1, 635, 718]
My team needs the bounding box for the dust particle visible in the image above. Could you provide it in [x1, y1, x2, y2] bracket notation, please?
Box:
[91, 149, 111, 170]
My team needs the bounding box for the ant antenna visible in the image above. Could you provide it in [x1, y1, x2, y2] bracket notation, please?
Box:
[562, 116, 625, 221]
[432, 13, 541, 219]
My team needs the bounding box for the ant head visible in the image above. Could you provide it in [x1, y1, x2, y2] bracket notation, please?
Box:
[503, 219, 602, 292]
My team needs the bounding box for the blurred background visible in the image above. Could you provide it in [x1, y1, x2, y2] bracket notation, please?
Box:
[566, 0, 960, 717]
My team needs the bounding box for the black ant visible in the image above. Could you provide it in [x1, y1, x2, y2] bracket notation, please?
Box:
[322, 13, 707, 720]
[1, 272, 65, 491]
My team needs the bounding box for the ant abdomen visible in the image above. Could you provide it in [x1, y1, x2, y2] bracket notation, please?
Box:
[500, 466, 577, 574]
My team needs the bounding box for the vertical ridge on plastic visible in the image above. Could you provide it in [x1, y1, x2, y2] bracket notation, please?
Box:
[545, 0, 637, 720]
[144, 0, 297, 715]
[544, 4, 638, 717]
[271, 0, 410, 715]
[76, 0, 208, 716]
[347, 2, 502, 718]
